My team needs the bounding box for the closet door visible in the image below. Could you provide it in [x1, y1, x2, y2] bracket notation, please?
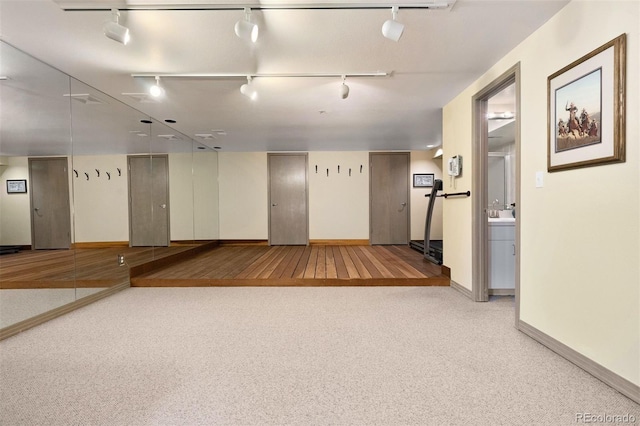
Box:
[128, 155, 170, 247]
[29, 157, 71, 249]
[369, 152, 409, 245]
[268, 153, 308, 246]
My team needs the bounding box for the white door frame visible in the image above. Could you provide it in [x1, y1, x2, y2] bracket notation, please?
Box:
[471, 63, 521, 324]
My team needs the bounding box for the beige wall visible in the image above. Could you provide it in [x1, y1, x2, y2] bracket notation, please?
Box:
[309, 152, 369, 240]
[193, 152, 219, 240]
[168, 153, 195, 241]
[443, 0, 639, 385]
[218, 152, 269, 240]
[72, 155, 129, 242]
[169, 152, 219, 241]
[0, 156, 31, 245]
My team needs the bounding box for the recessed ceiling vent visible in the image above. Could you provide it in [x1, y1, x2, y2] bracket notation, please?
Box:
[63, 93, 105, 105]
[195, 133, 215, 140]
[122, 92, 159, 103]
[157, 134, 180, 141]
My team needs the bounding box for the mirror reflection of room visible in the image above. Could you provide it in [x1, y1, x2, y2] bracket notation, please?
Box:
[487, 83, 516, 218]
[0, 42, 219, 333]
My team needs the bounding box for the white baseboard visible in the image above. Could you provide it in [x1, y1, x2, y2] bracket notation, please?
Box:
[518, 320, 640, 405]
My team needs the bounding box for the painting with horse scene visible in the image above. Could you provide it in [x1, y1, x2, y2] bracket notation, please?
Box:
[554, 68, 602, 153]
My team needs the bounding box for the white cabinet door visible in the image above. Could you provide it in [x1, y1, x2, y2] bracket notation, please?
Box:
[489, 240, 515, 289]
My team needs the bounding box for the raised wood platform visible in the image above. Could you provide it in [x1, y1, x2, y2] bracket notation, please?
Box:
[131, 245, 449, 287]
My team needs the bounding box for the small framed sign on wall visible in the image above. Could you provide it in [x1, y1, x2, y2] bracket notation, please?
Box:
[6, 179, 27, 194]
[413, 173, 434, 188]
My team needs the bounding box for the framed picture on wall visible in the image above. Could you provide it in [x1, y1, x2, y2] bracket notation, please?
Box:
[547, 34, 626, 172]
[6, 179, 27, 194]
[413, 173, 434, 188]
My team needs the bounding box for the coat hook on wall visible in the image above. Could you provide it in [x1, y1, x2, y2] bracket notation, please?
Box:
[95, 169, 100, 177]
[106, 171, 111, 180]
[117, 168, 121, 176]
[338, 165, 340, 174]
[315, 165, 318, 173]
[326, 168, 329, 177]
[73, 169, 78, 178]
[349, 168, 352, 176]
[360, 165, 363, 173]
[84, 172, 89, 181]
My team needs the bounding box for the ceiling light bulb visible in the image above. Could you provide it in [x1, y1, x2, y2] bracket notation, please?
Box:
[235, 8, 259, 43]
[339, 75, 350, 99]
[382, 6, 404, 42]
[149, 76, 165, 98]
[240, 77, 257, 100]
[104, 9, 130, 45]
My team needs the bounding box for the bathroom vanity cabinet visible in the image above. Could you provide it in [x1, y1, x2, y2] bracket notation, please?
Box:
[488, 218, 515, 292]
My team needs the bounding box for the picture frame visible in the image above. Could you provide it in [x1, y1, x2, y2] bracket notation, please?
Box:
[6, 179, 27, 194]
[413, 173, 434, 188]
[547, 34, 626, 172]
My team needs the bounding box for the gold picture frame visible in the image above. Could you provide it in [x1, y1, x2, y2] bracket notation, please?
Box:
[547, 34, 626, 172]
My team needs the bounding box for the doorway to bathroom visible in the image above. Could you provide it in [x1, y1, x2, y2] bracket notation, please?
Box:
[471, 64, 520, 321]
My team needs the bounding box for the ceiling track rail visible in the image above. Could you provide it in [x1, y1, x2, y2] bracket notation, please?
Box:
[56, 2, 453, 12]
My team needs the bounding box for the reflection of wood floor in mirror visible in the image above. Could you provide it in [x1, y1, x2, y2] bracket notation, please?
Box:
[131, 245, 449, 287]
[0, 245, 200, 329]
[0, 246, 197, 289]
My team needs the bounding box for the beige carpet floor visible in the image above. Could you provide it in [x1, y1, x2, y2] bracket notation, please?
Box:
[0, 287, 638, 425]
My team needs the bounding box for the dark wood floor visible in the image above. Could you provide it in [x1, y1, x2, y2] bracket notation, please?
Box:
[131, 245, 449, 287]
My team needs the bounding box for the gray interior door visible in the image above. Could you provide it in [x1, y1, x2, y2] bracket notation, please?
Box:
[370, 152, 409, 245]
[29, 157, 71, 249]
[268, 153, 308, 245]
[128, 155, 170, 247]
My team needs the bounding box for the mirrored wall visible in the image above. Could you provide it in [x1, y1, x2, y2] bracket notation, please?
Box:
[0, 42, 219, 335]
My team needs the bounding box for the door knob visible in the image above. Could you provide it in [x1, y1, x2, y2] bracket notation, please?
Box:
[159, 204, 166, 209]
[401, 202, 407, 206]
[272, 203, 278, 207]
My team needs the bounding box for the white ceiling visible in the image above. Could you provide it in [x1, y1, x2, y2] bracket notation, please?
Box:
[0, 0, 568, 153]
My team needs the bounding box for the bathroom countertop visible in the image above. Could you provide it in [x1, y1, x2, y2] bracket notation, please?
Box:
[488, 217, 516, 226]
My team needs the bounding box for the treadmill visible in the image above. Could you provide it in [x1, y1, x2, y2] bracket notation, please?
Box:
[409, 179, 443, 265]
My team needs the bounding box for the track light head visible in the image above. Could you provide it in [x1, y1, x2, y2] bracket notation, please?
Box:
[382, 6, 404, 42]
[104, 9, 130, 45]
[235, 8, 259, 43]
[240, 76, 257, 100]
[149, 76, 165, 98]
[340, 76, 349, 99]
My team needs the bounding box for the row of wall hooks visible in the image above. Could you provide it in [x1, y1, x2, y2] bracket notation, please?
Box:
[314, 164, 364, 177]
[73, 168, 122, 180]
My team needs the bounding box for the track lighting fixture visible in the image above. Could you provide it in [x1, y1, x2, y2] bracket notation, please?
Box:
[340, 75, 349, 100]
[149, 76, 165, 98]
[132, 72, 389, 100]
[103, 9, 130, 45]
[381, 6, 404, 42]
[235, 8, 259, 43]
[240, 76, 257, 100]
